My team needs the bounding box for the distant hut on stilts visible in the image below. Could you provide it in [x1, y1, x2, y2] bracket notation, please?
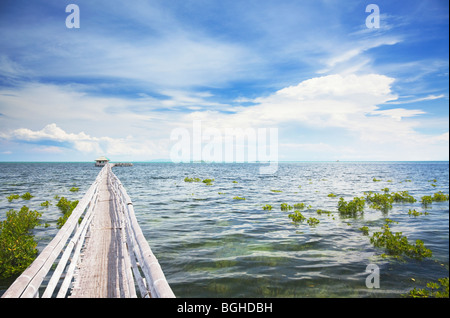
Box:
[95, 156, 110, 167]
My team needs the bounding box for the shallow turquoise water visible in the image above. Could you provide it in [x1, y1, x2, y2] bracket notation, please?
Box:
[0, 162, 448, 297]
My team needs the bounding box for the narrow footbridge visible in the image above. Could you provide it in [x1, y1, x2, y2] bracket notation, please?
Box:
[2, 164, 175, 298]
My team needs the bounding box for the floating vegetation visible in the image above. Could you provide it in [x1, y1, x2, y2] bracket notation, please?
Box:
[232, 196, 246, 200]
[69, 187, 79, 192]
[337, 197, 365, 216]
[381, 188, 389, 193]
[293, 203, 305, 210]
[40, 200, 51, 207]
[359, 226, 369, 235]
[316, 209, 332, 216]
[408, 209, 429, 217]
[262, 204, 273, 211]
[327, 193, 337, 197]
[373, 178, 381, 182]
[218, 192, 226, 195]
[365, 192, 393, 212]
[202, 178, 214, 185]
[307, 217, 320, 226]
[280, 203, 293, 211]
[432, 191, 449, 202]
[6, 194, 20, 202]
[0, 206, 42, 279]
[421, 195, 433, 207]
[391, 191, 416, 203]
[184, 177, 201, 182]
[406, 277, 449, 298]
[270, 190, 282, 193]
[56, 197, 79, 229]
[420, 192, 449, 207]
[21, 192, 34, 200]
[370, 223, 432, 260]
[288, 210, 305, 223]
[232, 181, 238, 184]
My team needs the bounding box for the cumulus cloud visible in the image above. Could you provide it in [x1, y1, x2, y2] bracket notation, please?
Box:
[0, 123, 166, 159]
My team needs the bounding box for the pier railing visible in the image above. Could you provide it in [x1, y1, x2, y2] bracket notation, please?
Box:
[2, 164, 174, 298]
[107, 165, 174, 298]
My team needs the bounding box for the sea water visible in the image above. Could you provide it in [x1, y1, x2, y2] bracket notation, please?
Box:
[0, 162, 448, 297]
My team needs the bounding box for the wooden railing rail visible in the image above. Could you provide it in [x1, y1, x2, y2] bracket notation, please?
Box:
[107, 165, 175, 298]
[2, 166, 106, 298]
[2, 163, 175, 298]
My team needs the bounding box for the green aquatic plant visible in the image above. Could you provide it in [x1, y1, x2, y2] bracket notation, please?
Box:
[421, 195, 433, 207]
[370, 224, 432, 260]
[262, 204, 273, 211]
[69, 187, 79, 192]
[0, 206, 42, 279]
[288, 210, 305, 223]
[21, 192, 34, 200]
[316, 209, 332, 216]
[381, 188, 389, 193]
[384, 218, 398, 225]
[359, 226, 369, 235]
[233, 196, 246, 200]
[391, 191, 416, 203]
[6, 194, 20, 202]
[293, 203, 305, 210]
[307, 217, 320, 226]
[184, 177, 201, 182]
[327, 193, 337, 197]
[56, 197, 79, 228]
[337, 197, 365, 216]
[432, 191, 449, 202]
[365, 192, 393, 212]
[270, 189, 282, 193]
[408, 209, 429, 217]
[40, 200, 52, 207]
[406, 277, 449, 298]
[372, 178, 381, 182]
[202, 178, 214, 185]
[280, 203, 293, 211]
[232, 181, 238, 184]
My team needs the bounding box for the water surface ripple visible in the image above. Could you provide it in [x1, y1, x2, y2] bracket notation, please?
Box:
[0, 162, 448, 297]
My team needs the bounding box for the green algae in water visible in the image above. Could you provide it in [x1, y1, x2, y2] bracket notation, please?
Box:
[406, 277, 449, 298]
[6, 194, 20, 202]
[307, 217, 320, 226]
[370, 223, 432, 260]
[337, 197, 365, 217]
[280, 203, 293, 211]
[293, 203, 305, 210]
[20, 192, 34, 200]
[288, 210, 305, 222]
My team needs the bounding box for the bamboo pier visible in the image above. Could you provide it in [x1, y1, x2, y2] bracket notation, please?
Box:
[1, 163, 174, 298]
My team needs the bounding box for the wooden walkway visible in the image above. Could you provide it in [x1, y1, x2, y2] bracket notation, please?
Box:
[2, 164, 175, 298]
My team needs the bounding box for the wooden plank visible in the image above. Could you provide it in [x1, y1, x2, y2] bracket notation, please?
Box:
[69, 168, 134, 298]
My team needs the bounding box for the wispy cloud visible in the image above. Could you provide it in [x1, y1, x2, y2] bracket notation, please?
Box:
[0, 0, 448, 161]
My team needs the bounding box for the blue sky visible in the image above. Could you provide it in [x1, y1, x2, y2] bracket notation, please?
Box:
[0, 0, 448, 162]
